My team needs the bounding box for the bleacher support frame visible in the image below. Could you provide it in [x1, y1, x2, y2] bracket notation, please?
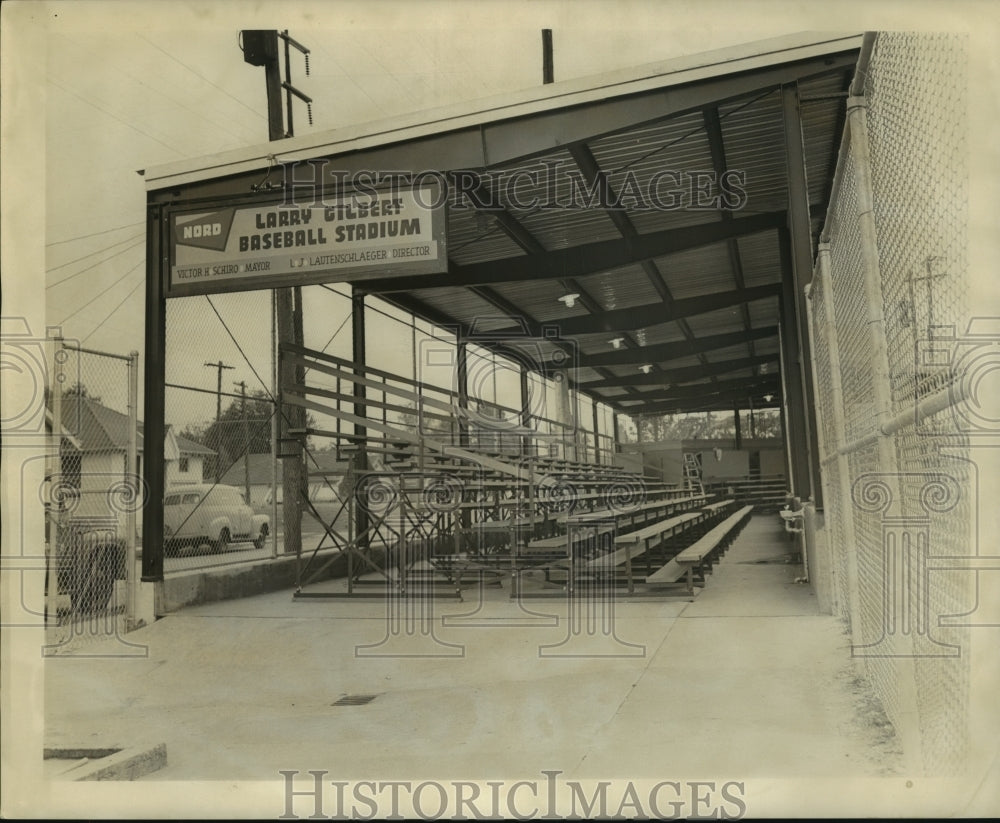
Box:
[280, 341, 751, 601]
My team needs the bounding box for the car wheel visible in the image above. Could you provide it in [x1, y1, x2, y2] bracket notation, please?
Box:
[253, 524, 269, 550]
[212, 529, 230, 553]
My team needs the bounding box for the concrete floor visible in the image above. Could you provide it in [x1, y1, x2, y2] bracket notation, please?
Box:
[45, 516, 906, 805]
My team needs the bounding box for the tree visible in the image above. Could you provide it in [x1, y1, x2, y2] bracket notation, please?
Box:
[636, 407, 783, 442]
[203, 389, 275, 466]
[393, 399, 457, 440]
[179, 390, 316, 471]
[59, 381, 102, 403]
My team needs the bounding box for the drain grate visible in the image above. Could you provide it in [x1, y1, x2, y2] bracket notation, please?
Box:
[332, 694, 378, 707]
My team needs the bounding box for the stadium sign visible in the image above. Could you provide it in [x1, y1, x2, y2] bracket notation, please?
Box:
[166, 185, 447, 296]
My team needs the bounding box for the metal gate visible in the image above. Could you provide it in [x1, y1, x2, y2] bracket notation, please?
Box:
[46, 338, 142, 653]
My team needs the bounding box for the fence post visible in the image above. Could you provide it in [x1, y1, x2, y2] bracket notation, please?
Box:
[814, 242, 863, 629]
[47, 335, 64, 626]
[847, 91, 923, 774]
[126, 350, 139, 630]
[270, 290, 279, 559]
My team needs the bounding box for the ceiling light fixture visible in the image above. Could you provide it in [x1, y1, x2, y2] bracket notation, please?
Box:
[609, 337, 625, 349]
[558, 293, 580, 308]
[638, 364, 653, 374]
[763, 393, 774, 403]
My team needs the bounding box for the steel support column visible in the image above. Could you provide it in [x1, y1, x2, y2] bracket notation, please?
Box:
[591, 400, 602, 464]
[351, 287, 370, 550]
[141, 204, 166, 582]
[777, 227, 811, 500]
[457, 341, 470, 448]
[781, 83, 823, 507]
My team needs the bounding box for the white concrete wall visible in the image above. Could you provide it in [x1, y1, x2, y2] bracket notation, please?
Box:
[759, 448, 786, 477]
[165, 455, 204, 487]
[701, 449, 749, 480]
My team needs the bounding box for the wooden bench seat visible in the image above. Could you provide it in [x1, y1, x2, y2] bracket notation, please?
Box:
[554, 493, 708, 527]
[612, 511, 704, 549]
[702, 498, 735, 514]
[524, 521, 616, 553]
[573, 511, 704, 593]
[646, 506, 753, 591]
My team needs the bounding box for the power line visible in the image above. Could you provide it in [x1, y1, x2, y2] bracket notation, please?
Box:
[57, 259, 144, 325]
[46, 238, 145, 289]
[47, 231, 143, 273]
[48, 77, 181, 155]
[81, 278, 144, 343]
[139, 33, 267, 123]
[204, 295, 273, 400]
[47, 220, 144, 248]
[122, 35, 267, 147]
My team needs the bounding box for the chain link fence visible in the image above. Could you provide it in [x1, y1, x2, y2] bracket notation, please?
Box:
[807, 33, 974, 775]
[164, 289, 286, 569]
[46, 340, 140, 653]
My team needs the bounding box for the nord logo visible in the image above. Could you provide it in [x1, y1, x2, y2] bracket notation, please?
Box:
[182, 222, 223, 240]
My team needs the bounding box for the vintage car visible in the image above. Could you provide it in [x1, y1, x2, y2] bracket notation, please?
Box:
[163, 483, 269, 554]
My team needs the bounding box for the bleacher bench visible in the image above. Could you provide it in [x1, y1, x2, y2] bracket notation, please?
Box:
[581, 511, 705, 593]
[702, 499, 735, 515]
[646, 505, 753, 593]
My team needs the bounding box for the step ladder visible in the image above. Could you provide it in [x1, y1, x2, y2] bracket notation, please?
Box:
[683, 452, 704, 495]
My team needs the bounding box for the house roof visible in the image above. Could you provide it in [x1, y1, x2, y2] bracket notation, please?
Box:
[45, 407, 82, 449]
[58, 394, 214, 456]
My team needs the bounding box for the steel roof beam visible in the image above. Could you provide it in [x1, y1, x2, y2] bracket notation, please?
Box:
[555, 325, 778, 369]
[462, 197, 644, 398]
[361, 209, 786, 292]
[579, 354, 779, 388]
[567, 142, 711, 376]
[614, 376, 780, 410]
[487, 284, 779, 337]
[703, 106, 757, 367]
[619, 394, 782, 414]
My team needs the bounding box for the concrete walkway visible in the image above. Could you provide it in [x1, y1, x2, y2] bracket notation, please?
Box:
[45, 516, 902, 791]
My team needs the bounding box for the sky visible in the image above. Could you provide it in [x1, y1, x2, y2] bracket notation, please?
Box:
[4, 0, 999, 432]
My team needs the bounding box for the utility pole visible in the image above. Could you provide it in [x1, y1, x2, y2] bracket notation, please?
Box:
[241, 29, 311, 556]
[235, 380, 251, 501]
[204, 360, 234, 481]
[542, 29, 554, 84]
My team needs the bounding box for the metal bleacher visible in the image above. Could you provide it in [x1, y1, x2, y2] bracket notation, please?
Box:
[280, 343, 751, 600]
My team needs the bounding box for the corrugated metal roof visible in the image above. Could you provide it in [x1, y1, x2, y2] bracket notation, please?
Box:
[683, 306, 746, 337]
[702, 344, 756, 363]
[737, 229, 782, 287]
[652, 241, 735, 299]
[145, 34, 863, 191]
[417, 288, 513, 330]
[447, 206, 529, 264]
[518, 206, 623, 250]
[748, 297, 781, 328]
[575, 265, 664, 312]
[719, 90, 789, 214]
[489, 280, 591, 323]
[151, 35, 862, 418]
[631, 322, 691, 348]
